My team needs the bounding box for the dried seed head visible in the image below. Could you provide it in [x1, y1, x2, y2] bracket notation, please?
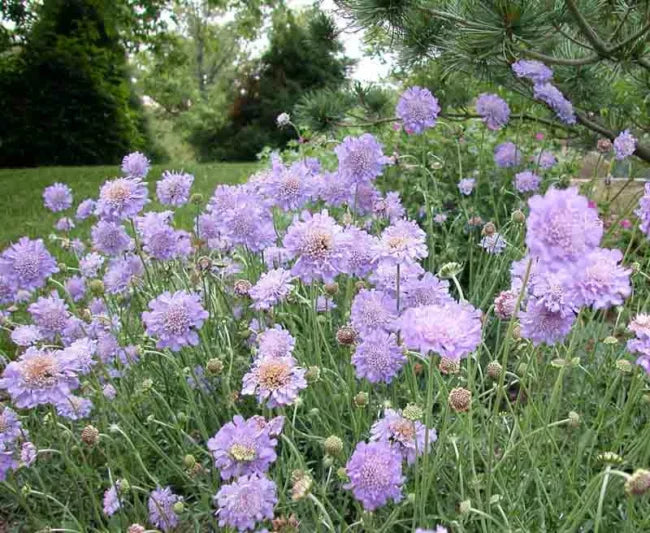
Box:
[323, 282, 339, 296]
[486, 360, 503, 379]
[206, 358, 224, 375]
[512, 324, 522, 340]
[449, 387, 472, 413]
[353, 391, 369, 407]
[324, 435, 344, 456]
[625, 469, 650, 496]
[336, 326, 357, 346]
[291, 470, 313, 501]
[197, 256, 212, 271]
[81, 425, 99, 446]
[272, 514, 300, 533]
[402, 403, 424, 421]
[439, 357, 460, 375]
[511, 209, 526, 224]
[597, 138, 612, 153]
[234, 279, 252, 297]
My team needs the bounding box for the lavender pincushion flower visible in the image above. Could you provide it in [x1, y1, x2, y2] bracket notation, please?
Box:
[494, 142, 522, 168]
[374, 191, 406, 222]
[395, 86, 440, 134]
[96, 177, 149, 220]
[258, 159, 316, 211]
[103, 254, 144, 294]
[156, 170, 194, 206]
[0, 407, 22, 446]
[29, 293, 70, 340]
[335, 133, 389, 184]
[399, 300, 482, 360]
[401, 272, 451, 309]
[613, 130, 637, 160]
[458, 178, 476, 195]
[249, 269, 293, 311]
[0, 347, 80, 408]
[352, 331, 406, 384]
[76, 198, 96, 220]
[636, 183, 650, 237]
[535, 150, 557, 169]
[480, 233, 507, 255]
[282, 210, 345, 283]
[257, 326, 295, 358]
[514, 170, 541, 193]
[207, 414, 279, 480]
[103, 482, 123, 516]
[350, 289, 397, 337]
[55, 217, 75, 232]
[370, 261, 424, 297]
[215, 473, 277, 532]
[344, 440, 404, 511]
[533, 83, 576, 124]
[0, 237, 58, 292]
[91, 220, 133, 256]
[10, 325, 42, 347]
[574, 248, 631, 309]
[526, 187, 602, 265]
[520, 298, 575, 346]
[43, 183, 73, 212]
[79, 252, 104, 278]
[121, 151, 150, 178]
[136, 211, 192, 261]
[339, 226, 377, 278]
[370, 408, 434, 464]
[528, 268, 577, 317]
[241, 355, 307, 408]
[318, 171, 353, 207]
[512, 59, 553, 83]
[142, 291, 208, 351]
[476, 93, 510, 130]
[148, 486, 181, 532]
[375, 219, 428, 266]
[56, 395, 93, 420]
[64, 276, 86, 302]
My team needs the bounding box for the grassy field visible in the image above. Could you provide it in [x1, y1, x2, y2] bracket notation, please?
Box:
[0, 163, 259, 247]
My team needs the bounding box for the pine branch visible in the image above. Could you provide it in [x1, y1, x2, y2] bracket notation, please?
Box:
[608, 20, 650, 54]
[522, 48, 599, 66]
[575, 111, 650, 162]
[564, 0, 611, 56]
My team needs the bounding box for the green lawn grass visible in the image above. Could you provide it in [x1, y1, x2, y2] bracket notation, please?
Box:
[0, 163, 260, 247]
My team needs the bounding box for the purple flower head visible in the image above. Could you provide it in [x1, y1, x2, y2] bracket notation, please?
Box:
[494, 142, 522, 168]
[43, 183, 73, 212]
[0, 275, 16, 304]
[494, 289, 519, 320]
[354, 182, 382, 217]
[636, 183, 650, 237]
[0, 347, 80, 408]
[103, 481, 123, 517]
[75, 198, 96, 220]
[318, 171, 353, 207]
[402, 272, 452, 309]
[55, 217, 75, 232]
[520, 298, 575, 346]
[371, 408, 434, 464]
[433, 213, 447, 224]
[339, 226, 378, 278]
[512, 59, 553, 83]
[316, 295, 336, 312]
[535, 150, 557, 170]
[396, 86, 440, 135]
[103, 254, 144, 294]
[375, 219, 428, 266]
[79, 252, 104, 278]
[374, 191, 406, 222]
[529, 268, 578, 317]
[241, 355, 307, 408]
[220, 196, 276, 253]
[103, 383, 117, 399]
[257, 326, 295, 358]
[574, 248, 631, 309]
[476, 93, 510, 130]
[56, 395, 93, 420]
[458, 178, 476, 195]
[11, 325, 43, 347]
[157, 170, 194, 206]
[282, 210, 345, 283]
[370, 261, 424, 297]
[148, 486, 181, 532]
[142, 290, 208, 351]
[20, 441, 36, 466]
[29, 293, 70, 340]
[96, 177, 149, 220]
[350, 289, 397, 337]
[0, 407, 22, 447]
[629, 314, 650, 340]
[335, 133, 389, 184]
[526, 187, 602, 265]
[480, 233, 507, 255]
[613, 130, 637, 160]
[344, 440, 404, 511]
[514, 170, 541, 193]
[64, 276, 86, 302]
[207, 414, 279, 480]
[259, 159, 315, 211]
[416, 528, 448, 533]
[533, 83, 576, 124]
[91, 220, 133, 256]
[249, 269, 293, 311]
[399, 300, 482, 360]
[0, 237, 58, 292]
[352, 331, 406, 384]
[136, 211, 191, 261]
[121, 151, 150, 178]
[215, 473, 277, 532]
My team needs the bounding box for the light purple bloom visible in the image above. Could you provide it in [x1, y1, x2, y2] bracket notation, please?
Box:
[534, 150, 557, 169]
[79, 252, 105, 278]
[241, 355, 307, 408]
[402, 272, 451, 309]
[207, 415, 279, 480]
[371, 408, 434, 464]
[220, 195, 276, 253]
[142, 290, 208, 351]
[476, 93, 510, 130]
[344, 440, 404, 511]
[533, 83, 576, 124]
[416, 527, 448, 533]
[529, 268, 578, 317]
[574, 248, 631, 309]
[318, 171, 353, 207]
[157, 170, 194, 206]
[512, 59, 553, 83]
[396, 86, 440, 135]
[374, 219, 428, 266]
[103, 254, 144, 294]
[433, 213, 447, 224]
[352, 331, 406, 384]
[339, 226, 378, 278]
[64, 276, 86, 301]
[480, 233, 507, 255]
[374, 191, 406, 222]
[370, 261, 424, 297]
[335, 134, 389, 184]
[636, 182, 650, 237]
[258, 159, 316, 211]
[11, 325, 43, 347]
[0, 407, 22, 447]
[96, 177, 149, 220]
[121, 151, 150, 178]
[249, 269, 293, 311]
[148, 486, 181, 532]
[354, 182, 382, 216]
[520, 298, 575, 346]
[613, 130, 637, 160]
[43, 183, 73, 212]
[28, 293, 70, 340]
[103, 383, 117, 399]
[494, 142, 522, 168]
[215, 473, 277, 532]
[103, 481, 122, 516]
[136, 211, 191, 261]
[458, 178, 476, 195]
[0, 237, 58, 292]
[56, 395, 93, 420]
[514, 170, 541, 193]
[91, 220, 133, 256]
[350, 289, 397, 337]
[55, 217, 75, 232]
[0, 275, 16, 304]
[75, 198, 96, 220]
[399, 300, 482, 360]
[20, 441, 36, 466]
[257, 326, 295, 359]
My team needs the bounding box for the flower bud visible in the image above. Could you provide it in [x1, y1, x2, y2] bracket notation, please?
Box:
[234, 279, 252, 297]
[625, 469, 650, 496]
[354, 392, 369, 407]
[291, 470, 313, 501]
[324, 282, 339, 296]
[336, 467, 348, 481]
[324, 435, 344, 456]
[482, 222, 496, 236]
[616, 359, 634, 374]
[402, 403, 424, 421]
[448, 387, 472, 413]
[459, 499, 472, 514]
[486, 360, 502, 379]
[568, 411, 581, 428]
[173, 501, 185, 514]
[81, 425, 99, 445]
[596, 451, 623, 465]
[197, 256, 212, 271]
[511, 209, 526, 223]
[354, 280, 367, 291]
[305, 366, 321, 383]
[206, 358, 224, 375]
[183, 454, 196, 468]
[597, 138, 612, 153]
[439, 357, 460, 375]
[128, 525, 146, 533]
[190, 193, 204, 205]
[322, 456, 334, 468]
[438, 262, 463, 279]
